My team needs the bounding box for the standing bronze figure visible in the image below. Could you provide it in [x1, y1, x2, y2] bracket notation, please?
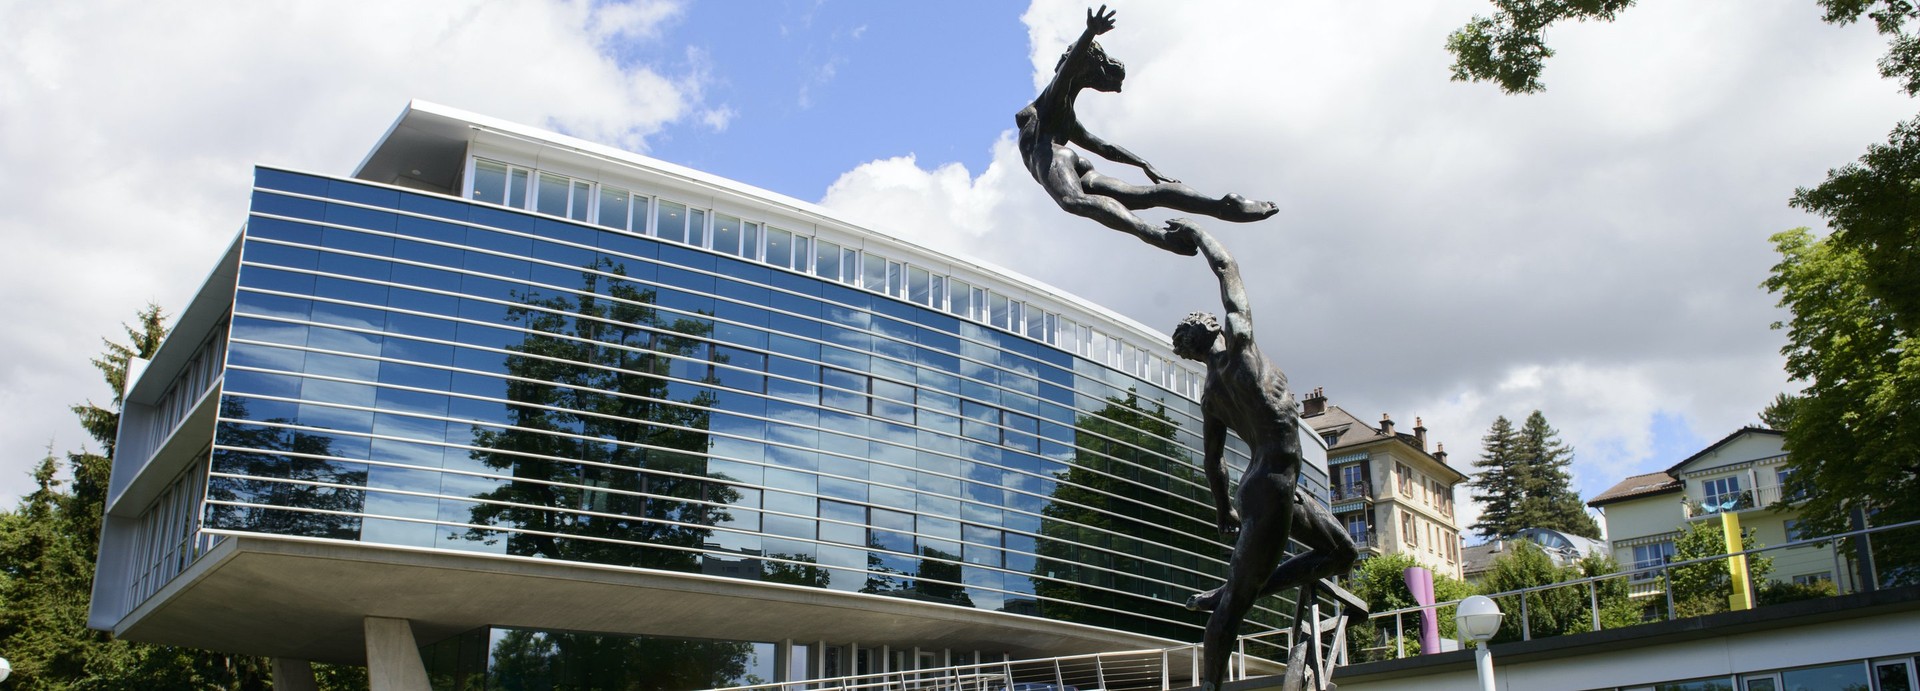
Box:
[1015, 5, 1277, 256]
[1169, 222, 1359, 691]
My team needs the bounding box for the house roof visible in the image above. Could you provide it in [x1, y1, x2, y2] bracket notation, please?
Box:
[1586, 471, 1682, 508]
[1462, 529, 1608, 576]
[1307, 404, 1469, 483]
[1663, 426, 1783, 476]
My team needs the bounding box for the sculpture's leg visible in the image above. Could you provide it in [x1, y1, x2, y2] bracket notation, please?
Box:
[1084, 173, 1278, 223]
[1043, 148, 1199, 255]
[1260, 493, 1363, 596]
[1202, 465, 1297, 690]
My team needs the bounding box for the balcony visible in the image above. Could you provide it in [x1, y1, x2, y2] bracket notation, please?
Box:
[1683, 484, 1803, 519]
[1331, 482, 1374, 504]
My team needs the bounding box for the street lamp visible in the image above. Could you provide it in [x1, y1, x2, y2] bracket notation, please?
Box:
[1455, 595, 1503, 691]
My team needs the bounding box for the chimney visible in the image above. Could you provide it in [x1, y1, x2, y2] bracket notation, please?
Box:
[1379, 413, 1395, 436]
[1302, 387, 1327, 416]
[1414, 417, 1428, 450]
[1435, 443, 1449, 464]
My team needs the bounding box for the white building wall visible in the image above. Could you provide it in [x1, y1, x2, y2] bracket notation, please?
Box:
[1335, 607, 1920, 690]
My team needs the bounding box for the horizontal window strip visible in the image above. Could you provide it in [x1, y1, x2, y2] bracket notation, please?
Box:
[244, 199, 1201, 412]
[212, 398, 1225, 573]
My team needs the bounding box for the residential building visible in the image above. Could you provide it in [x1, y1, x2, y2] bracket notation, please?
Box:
[1589, 427, 1847, 601]
[88, 101, 1336, 688]
[1303, 389, 1469, 579]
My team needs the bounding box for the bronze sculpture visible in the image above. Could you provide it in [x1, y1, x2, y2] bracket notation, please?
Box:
[1170, 221, 1359, 691]
[1015, 5, 1277, 257]
[1015, 8, 1361, 688]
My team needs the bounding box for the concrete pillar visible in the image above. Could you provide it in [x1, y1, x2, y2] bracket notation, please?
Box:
[364, 616, 432, 691]
[271, 658, 319, 691]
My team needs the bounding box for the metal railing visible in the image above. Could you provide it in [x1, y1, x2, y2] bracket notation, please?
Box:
[1683, 485, 1808, 518]
[1361, 518, 1920, 660]
[701, 587, 1367, 691]
[705, 645, 1212, 691]
[1330, 483, 1373, 503]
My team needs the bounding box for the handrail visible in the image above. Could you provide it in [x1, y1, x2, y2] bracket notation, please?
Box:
[1361, 517, 1920, 658]
[700, 587, 1355, 691]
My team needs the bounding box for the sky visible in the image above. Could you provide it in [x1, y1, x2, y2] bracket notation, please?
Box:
[0, 0, 1911, 541]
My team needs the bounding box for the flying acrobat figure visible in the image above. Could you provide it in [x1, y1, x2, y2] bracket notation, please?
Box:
[1015, 5, 1277, 256]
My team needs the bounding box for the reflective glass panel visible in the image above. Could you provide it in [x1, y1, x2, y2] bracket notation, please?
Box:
[508, 169, 529, 208]
[862, 254, 887, 293]
[908, 267, 931, 305]
[569, 180, 590, 220]
[596, 186, 630, 230]
[714, 214, 742, 256]
[471, 160, 507, 205]
[536, 173, 570, 216]
[656, 200, 687, 243]
[814, 239, 841, 280]
[766, 227, 793, 270]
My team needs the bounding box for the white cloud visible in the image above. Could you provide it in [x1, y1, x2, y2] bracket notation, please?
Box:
[821, 134, 1024, 257]
[816, 0, 1910, 544]
[0, 0, 711, 501]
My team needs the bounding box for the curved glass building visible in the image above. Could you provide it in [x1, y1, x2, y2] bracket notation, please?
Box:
[90, 102, 1329, 688]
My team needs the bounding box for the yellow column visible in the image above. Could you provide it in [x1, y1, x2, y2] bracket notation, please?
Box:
[1721, 511, 1752, 611]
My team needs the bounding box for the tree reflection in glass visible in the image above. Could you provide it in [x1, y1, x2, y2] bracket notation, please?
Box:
[1034, 391, 1224, 639]
[456, 258, 739, 572]
[207, 397, 368, 540]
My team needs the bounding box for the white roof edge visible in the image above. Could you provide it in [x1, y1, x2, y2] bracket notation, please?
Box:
[393, 100, 1179, 350]
[351, 99, 422, 180]
[129, 233, 244, 404]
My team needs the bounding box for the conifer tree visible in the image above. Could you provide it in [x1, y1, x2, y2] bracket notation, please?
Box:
[1468, 416, 1524, 541]
[1511, 411, 1600, 539]
[0, 306, 356, 689]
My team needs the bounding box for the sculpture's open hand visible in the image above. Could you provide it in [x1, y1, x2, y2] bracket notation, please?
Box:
[1086, 5, 1116, 35]
[1144, 164, 1180, 185]
[1164, 217, 1205, 255]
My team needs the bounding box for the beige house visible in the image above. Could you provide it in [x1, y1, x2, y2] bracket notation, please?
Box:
[1589, 427, 1848, 600]
[1303, 388, 1469, 580]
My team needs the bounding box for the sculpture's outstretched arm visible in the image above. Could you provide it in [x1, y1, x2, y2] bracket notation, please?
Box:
[1048, 6, 1117, 91]
[1073, 128, 1180, 184]
[1180, 222, 1254, 346]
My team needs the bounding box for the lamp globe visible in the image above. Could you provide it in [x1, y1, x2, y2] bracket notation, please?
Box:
[1456, 595, 1504, 643]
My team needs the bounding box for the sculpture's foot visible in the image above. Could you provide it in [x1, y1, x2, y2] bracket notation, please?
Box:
[1220, 194, 1278, 222]
[1186, 586, 1221, 612]
[1159, 218, 1202, 256]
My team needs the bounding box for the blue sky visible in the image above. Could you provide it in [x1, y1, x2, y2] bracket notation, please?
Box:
[627, 1, 1031, 196]
[1, 1, 1912, 538]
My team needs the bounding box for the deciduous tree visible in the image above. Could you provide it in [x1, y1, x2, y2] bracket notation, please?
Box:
[1669, 519, 1774, 617]
[1342, 553, 1474, 661]
[1764, 226, 1920, 585]
[1448, 2, 1920, 96]
[1478, 540, 1637, 643]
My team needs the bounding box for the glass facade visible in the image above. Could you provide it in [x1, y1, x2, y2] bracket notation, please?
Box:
[198, 165, 1322, 652]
